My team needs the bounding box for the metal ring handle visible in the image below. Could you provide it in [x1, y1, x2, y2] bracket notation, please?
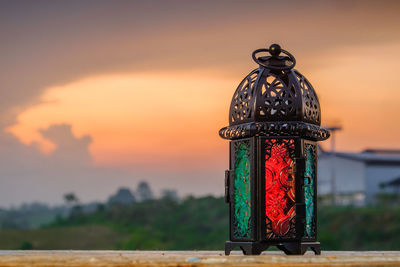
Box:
[252, 48, 296, 70]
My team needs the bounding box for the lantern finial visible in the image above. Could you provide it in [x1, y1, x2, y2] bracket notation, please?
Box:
[269, 43, 281, 56]
[252, 44, 296, 70]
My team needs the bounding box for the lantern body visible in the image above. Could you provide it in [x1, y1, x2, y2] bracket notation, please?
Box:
[220, 44, 329, 255]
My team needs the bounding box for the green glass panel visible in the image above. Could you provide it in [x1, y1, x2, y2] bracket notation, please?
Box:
[233, 142, 251, 239]
[304, 144, 316, 238]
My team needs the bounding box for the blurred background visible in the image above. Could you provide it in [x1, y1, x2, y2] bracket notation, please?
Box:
[0, 0, 400, 250]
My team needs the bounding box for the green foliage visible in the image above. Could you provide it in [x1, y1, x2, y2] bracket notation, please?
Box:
[0, 225, 127, 250]
[318, 205, 400, 250]
[19, 241, 33, 250]
[0, 204, 68, 230]
[1, 196, 400, 250]
[49, 196, 228, 250]
[64, 193, 79, 205]
[375, 193, 399, 206]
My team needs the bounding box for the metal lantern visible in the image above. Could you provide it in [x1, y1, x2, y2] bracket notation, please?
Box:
[220, 44, 330, 255]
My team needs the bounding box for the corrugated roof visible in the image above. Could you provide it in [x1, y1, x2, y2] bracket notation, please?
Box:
[362, 149, 400, 155]
[320, 150, 400, 164]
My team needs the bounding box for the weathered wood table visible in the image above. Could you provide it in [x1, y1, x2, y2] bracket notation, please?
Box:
[0, 251, 399, 266]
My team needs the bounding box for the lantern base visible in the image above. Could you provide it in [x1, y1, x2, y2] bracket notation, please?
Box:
[225, 241, 321, 256]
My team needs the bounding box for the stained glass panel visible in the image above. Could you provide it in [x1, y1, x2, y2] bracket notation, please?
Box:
[264, 139, 296, 239]
[233, 141, 252, 239]
[304, 143, 316, 238]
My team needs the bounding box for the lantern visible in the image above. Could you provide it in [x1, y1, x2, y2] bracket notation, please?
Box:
[220, 44, 330, 255]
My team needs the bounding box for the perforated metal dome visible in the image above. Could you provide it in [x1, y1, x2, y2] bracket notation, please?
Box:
[219, 44, 329, 141]
[229, 68, 320, 126]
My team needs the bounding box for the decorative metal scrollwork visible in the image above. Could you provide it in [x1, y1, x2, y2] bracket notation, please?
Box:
[230, 69, 259, 124]
[222, 44, 328, 141]
[294, 70, 320, 124]
[219, 122, 330, 141]
[257, 73, 297, 120]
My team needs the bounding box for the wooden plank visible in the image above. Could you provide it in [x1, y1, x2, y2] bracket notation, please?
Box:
[0, 251, 400, 267]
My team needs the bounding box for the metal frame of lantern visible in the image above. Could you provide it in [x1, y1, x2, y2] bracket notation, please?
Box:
[220, 44, 330, 255]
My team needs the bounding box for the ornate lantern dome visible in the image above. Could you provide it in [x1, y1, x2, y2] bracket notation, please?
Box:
[219, 44, 329, 141]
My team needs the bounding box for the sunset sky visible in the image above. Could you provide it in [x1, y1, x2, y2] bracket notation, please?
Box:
[1, 0, 400, 206]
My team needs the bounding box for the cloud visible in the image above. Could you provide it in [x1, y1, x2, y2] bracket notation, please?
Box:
[0, 123, 223, 207]
[39, 124, 92, 166]
[1, 0, 399, 127]
[6, 72, 229, 170]
[1, 0, 400, 206]
[0, 124, 131, 206]
[0, 124, 112, 206]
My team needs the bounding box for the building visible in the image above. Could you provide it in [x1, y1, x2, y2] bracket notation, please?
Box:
[318, 149, 400, 205]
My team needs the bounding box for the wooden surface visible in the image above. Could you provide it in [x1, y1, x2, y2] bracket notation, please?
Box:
[0, 250, 400, 267]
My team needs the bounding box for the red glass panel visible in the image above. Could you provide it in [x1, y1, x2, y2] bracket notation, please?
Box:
[265, 139, 296, 239]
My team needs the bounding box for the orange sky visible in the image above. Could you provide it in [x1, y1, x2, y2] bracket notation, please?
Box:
[6, 41, 400, 171]
[6, 71, 231, 170]
[1, 0, 400, 205]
